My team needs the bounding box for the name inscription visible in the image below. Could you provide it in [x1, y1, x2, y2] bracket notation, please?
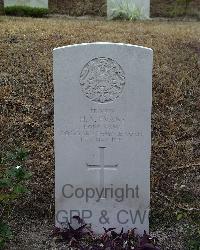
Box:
[63, 108, 143, 143]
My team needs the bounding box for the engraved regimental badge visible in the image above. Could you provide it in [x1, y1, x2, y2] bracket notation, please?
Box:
[80, 57, 126, 103]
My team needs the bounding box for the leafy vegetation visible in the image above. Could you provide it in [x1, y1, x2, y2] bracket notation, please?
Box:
[176, 0, 194, 14]
[151, 0, 199, 19]
[0, 222, 12, 249]
[53, 216, 160, 249]
[184, 225, 200, 250]
[110, 0, 144, 20]
[0, 149, 31, 248]
[4, 6, 48, 17]
[170, 0, 195, 17]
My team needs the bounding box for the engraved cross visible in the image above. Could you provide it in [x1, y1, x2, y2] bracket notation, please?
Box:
[87, 147, 118, 191]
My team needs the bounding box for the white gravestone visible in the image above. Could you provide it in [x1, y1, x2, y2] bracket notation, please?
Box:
[54, 42, 153, 234]
[4, 0, 48, 8]
[107, 0, 150, 19]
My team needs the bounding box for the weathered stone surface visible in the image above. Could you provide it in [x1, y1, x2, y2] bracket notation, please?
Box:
[54, 42, 153, 234]
[4, 0, 48, 8]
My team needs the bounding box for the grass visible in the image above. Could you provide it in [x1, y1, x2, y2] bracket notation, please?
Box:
[0, 17, 199, 249]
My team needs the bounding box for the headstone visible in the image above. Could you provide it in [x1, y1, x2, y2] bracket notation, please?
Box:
[54, 42, 153, 234]
[107, 0, 150, 19]
[4, 0, 48, 8]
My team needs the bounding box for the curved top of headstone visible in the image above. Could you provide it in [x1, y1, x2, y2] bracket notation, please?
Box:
[53, 42, 152, 104]
[53, 42, 153, 52]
